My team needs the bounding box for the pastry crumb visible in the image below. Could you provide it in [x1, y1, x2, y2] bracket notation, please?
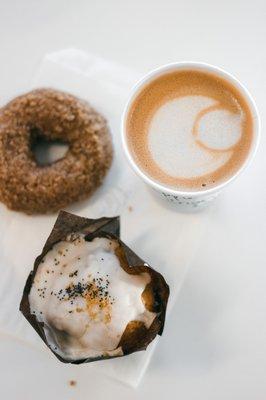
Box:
[128, 205, 133, 212]
[69, 380, 77, 387]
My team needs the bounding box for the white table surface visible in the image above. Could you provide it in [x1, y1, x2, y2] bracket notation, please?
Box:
[0, 1, 266, 399]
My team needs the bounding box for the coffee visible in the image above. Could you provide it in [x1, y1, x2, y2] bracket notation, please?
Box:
[126, 69, 253, 191]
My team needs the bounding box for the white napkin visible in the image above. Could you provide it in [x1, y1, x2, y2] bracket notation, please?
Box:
[0, 49, 211, 387]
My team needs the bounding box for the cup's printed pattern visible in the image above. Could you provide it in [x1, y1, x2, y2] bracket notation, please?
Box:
[161, 191, 218, 208]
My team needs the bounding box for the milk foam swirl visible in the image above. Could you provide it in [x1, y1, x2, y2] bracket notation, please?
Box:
[148, 95, 242, 179]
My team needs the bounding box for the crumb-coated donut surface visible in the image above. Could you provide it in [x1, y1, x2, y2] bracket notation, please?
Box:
[0, 88, 113, 214]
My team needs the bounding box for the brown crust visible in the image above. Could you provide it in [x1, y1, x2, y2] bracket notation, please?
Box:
[0, 89, 113, 214]
[19, 211, 169, 364]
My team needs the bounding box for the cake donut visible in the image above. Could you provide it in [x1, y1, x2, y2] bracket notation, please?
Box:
[0, 88, 113, 214]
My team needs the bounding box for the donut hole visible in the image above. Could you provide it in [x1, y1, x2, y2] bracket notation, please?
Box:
[30, 128, 69, 166]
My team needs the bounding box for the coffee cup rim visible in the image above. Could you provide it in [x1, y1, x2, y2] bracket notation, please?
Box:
[121, 61, 261, 197]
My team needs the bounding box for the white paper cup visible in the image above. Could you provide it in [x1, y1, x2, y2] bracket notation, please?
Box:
[121, 62, 260, 210]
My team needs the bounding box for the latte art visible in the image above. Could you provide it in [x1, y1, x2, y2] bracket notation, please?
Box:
[126, 70, 253, 190]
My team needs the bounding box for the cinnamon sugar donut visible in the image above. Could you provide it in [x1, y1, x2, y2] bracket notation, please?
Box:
[0, 88, 113, 214]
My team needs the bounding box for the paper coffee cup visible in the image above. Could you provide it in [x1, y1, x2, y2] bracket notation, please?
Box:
[121, 62, 260, 209]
